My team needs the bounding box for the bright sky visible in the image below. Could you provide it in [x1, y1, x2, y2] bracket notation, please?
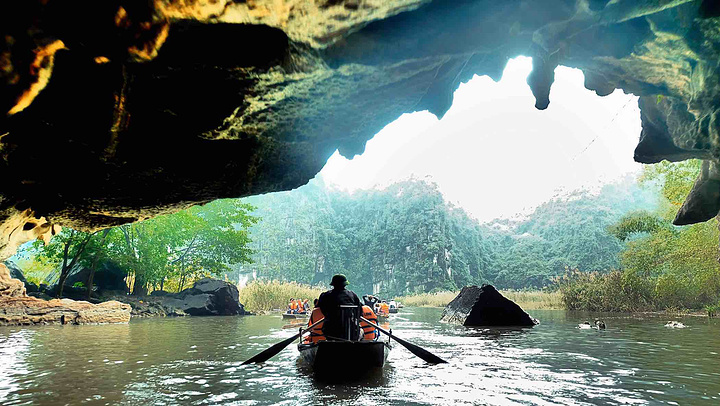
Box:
[319, 57, 642, 223]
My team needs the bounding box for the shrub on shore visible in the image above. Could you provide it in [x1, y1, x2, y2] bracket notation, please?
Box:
[556, 268, 720, 312]
[238, 280, 324, 313]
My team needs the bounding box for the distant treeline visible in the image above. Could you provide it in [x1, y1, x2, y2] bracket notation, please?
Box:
[244, 175, 656, 297]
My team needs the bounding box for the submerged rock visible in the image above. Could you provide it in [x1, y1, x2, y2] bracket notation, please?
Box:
[441, 285, 538, 327]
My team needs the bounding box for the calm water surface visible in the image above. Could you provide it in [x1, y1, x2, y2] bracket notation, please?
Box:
[1, 308, 719, 405]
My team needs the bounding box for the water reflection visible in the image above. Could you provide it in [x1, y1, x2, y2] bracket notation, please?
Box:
[0, 309, 718, 405]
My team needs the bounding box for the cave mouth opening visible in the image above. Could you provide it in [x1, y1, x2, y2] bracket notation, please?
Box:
[320, 56, 643, 224]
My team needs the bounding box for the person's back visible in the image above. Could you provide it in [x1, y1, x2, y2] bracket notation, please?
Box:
[317, 274, 361, 340]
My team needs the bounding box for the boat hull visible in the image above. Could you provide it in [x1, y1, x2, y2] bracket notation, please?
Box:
[282, 313, 308, 319]
[298, 340, 390, 373]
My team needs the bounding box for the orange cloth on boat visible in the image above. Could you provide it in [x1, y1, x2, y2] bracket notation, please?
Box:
[297, 299, 305, 312]
[303, 307, 326, 344]
[360, 305, 378, 340]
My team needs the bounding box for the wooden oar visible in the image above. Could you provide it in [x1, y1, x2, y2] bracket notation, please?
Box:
[361, 316, 447, 364]
[242, 318, 324, 365]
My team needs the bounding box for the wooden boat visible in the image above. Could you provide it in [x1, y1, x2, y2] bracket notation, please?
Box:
[298, 339, 391, 373]
[282, 312, 308, 319]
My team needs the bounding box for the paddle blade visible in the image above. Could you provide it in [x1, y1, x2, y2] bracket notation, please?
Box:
[391, 335, 447, 364]
[242, 333, 300, 365]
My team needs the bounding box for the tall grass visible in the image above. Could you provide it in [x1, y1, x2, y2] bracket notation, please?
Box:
[557, 269, 720, 312]
[238, 280, 325, 313]
[396, 289, 563, 310]
[501, 290, 563, 310]
[396, 291, 458, 307]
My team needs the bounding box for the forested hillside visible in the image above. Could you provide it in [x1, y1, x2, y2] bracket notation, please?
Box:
[245, 176, 656, 296]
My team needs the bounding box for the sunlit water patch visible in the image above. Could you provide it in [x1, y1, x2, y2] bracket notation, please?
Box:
[0, 309, 718, 405]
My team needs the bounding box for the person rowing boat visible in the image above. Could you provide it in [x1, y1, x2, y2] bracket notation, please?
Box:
[242, 274, 446, 369]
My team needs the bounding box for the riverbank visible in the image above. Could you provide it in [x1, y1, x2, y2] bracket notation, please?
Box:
[397, 290, 563, 310]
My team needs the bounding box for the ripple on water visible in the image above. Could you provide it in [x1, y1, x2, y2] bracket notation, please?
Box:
[2, 309, 720, 405]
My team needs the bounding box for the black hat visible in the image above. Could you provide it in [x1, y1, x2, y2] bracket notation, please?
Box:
[330, 274, 349, 287]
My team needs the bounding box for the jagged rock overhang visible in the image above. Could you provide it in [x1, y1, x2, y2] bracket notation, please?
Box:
[2, 0, 720, 260]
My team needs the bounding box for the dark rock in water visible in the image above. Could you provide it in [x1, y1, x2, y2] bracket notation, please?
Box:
[440, 286, 483, 324]
[101, 278, 246, 317]
[441, 285, 538, 327]
[172, 278, 246, 316]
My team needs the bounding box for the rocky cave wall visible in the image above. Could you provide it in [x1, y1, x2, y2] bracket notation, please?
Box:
[2, 0, 720, 260]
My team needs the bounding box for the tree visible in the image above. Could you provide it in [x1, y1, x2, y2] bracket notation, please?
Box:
[27, 198, 258, 297]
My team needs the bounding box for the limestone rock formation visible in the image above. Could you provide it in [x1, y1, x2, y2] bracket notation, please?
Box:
[0, 263, 131, 325]
[103, 278, 247, 317]
[2, 1, 720, 258]
[441, 285, 538, 327]
[4, 260, 26, 284]
[167, 278, 247, 316]
[440, 285, 483, 324]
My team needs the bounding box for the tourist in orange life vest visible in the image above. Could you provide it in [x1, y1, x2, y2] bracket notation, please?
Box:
[303, 299, 326, 344]
[379, 300, 390, 316]
[289, 298, 297, 313]
[296, 298, 305, 313]
[360, 305, 379, 340]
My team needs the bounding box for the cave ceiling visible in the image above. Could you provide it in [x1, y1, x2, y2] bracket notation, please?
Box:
[1, 0, 720, 258]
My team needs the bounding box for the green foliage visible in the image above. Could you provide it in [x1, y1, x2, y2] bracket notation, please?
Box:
[485, 179, 656, 289]
[246, 178, 492, 297]
[13, 256, 58, 285]
[557, 269, 655, 312]
[24, 198, 258, 296]
[561, 160, 720, 311]
[707, 303, 719, 318]
[245, 176, 655, 295]
[72, 281, 85, 288]
[608, 211, 664, 241]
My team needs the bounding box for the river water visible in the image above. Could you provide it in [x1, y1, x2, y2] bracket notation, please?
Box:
[1, 308, 719, 405]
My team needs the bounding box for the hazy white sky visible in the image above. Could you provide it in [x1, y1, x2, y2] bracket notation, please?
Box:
[319, 57, 642, 223]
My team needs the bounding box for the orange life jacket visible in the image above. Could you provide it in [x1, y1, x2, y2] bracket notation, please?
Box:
[359, 305, 378, 340]
[303, 308, 325, 344]
[296, 300, 304, 312]
[290, 301, 297, 310]
[379, 303, 389, 316]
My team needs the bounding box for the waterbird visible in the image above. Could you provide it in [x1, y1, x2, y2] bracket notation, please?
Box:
[577, 321, 592, 329]
[664, 321, 687, 328]
[594, 319, 606, 330]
